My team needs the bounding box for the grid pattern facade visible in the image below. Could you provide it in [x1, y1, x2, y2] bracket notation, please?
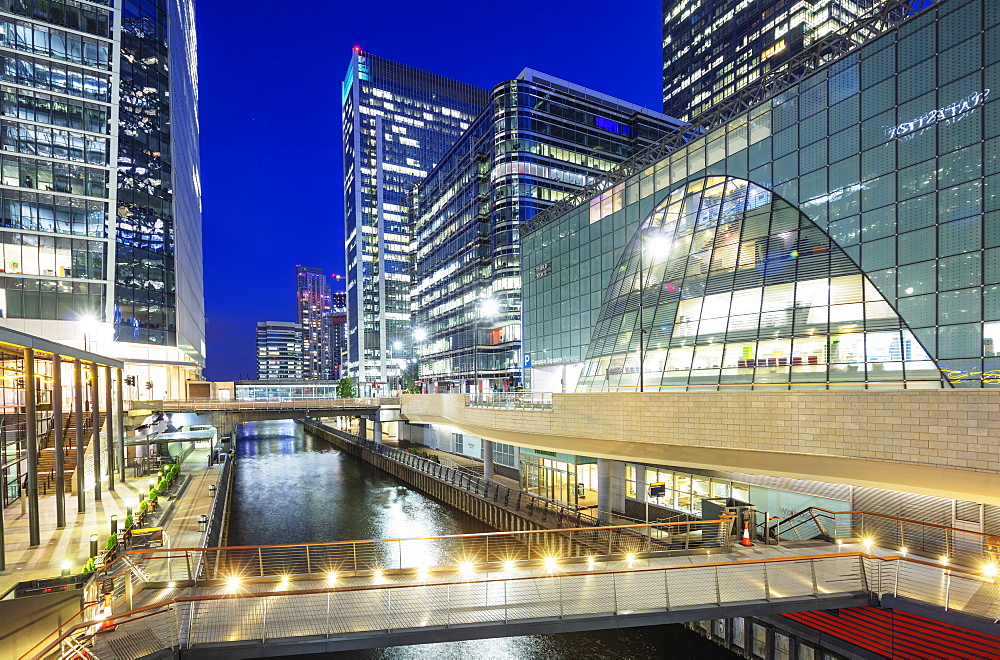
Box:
[296, 265, 332, 379]
[411, 71, 684, 392]
[255, 321, 303, 380]
[0, 0, 202, 366]
[578, 176, 939, 391]
[524, 0, 1000, 389]
[0, 0, 114, 323]
[662, 0, 876, 120]
[341, 49, 488, 390]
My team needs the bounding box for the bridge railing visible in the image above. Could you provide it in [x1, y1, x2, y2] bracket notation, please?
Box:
[32, 552, 1000, 660]
[97, 517, 735, 586]
[773, 507, 997, 568]
[465, 392, 553, 410]
[306, 420, 612, 530]
[125, 398, 396, 412]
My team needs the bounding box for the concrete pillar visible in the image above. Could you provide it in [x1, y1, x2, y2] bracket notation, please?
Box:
[90, 362, 101, 502]
[53, 354, 65, 528]
[373, 419, 382, 444]
[24, 347, 40, 546]
[104, 365, 114, 491]
[483, 439, 494, 482]
[116, 368, 125, 483]
[358, 417, 367, 440]
[74, 359, 85, 513]
[610, 460, 626, 515]
[597, 458, 612, 524]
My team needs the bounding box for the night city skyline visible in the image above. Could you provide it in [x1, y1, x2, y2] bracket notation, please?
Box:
[198, 0, 665, 380]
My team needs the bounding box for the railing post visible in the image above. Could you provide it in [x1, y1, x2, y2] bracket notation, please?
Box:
[762, 563, 771, 601]
[894, 558, 900, 597]
[261, 597, 268, 644]
[810, 559, 818, 595]
[663, 567, 670, 610]
[945, 571, 952, 611]
[398, 540, 403, 570]
[306, 545, 311, 574]
[326, 592, 332, 638]
[714, 565, 722, 605]
[258, 548, 265, 577]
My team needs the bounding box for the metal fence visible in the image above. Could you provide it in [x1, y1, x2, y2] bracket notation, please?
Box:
[98, 517, 734, 587]
[465, 392, 553, 410]
[774, 507, 995, 568]
[304, 419, 613, 529]
[125, 398, 395, 412]
[40, 551, 1000, 660]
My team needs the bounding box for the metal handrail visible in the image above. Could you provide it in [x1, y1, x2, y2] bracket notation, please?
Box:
[773, 506, 996, 566]
[465, 391, 554, 409]
[28, 551, 999, 660]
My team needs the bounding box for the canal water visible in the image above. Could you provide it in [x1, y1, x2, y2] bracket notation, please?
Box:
[228, 420, 735, 659]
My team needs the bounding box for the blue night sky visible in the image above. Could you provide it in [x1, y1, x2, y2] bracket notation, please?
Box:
[198, 0, 665, 381]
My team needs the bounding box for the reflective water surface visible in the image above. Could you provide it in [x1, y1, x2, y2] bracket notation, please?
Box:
[228, 420, 734, 659]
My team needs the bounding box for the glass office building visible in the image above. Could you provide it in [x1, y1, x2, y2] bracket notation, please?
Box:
[524, 0, 1000, 391]
[0, 0, 203, 398]
[341, 49, 487, 393]
[255, 321, 303, 380]
[411, 70, 684, 392]
[662, 0, 876, 120]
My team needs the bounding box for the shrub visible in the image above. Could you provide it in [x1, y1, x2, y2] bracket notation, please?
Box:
[105, 533, 116, 551]
[432, 455, 440, 463]
[158, 478, 169, 492]
[149, 487, 158, 499]
[139, 499, 148, 512]
[124, 514, 134, 528]
[82, 558, 95, 573]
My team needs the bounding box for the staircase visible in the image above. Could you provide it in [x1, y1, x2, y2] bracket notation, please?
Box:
[37, 410, 105, 495]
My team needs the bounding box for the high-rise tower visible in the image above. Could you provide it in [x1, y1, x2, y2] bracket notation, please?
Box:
[0, 0, 203, 398]
[296, 266, 332, 379]
[662, 0, 875, 120]
[341, 48, 488, 393]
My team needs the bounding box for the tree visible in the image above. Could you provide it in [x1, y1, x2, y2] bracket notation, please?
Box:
[337, 377, 358, 398]
[402, 362, 420, 393]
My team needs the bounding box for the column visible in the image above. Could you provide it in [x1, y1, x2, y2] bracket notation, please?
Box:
[597, 458, 612, 524]
[610, 460, 626, 515]
[91, 362, 101, 502]
[74, 359, 85, 513]
[358, 417, 367, 440]
[482, 439, 494, 482]
[104, 365, 114, 491]
[116, 368, 125, 483]
[24, 347, 39, 546]
[372, 418, 382, 444]
[53, 354, 65, 528]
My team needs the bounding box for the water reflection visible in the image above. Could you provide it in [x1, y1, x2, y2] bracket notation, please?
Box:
[230, 419, 734, 659]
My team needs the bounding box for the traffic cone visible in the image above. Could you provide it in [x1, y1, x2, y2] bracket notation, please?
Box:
[740, 520, 753, 547]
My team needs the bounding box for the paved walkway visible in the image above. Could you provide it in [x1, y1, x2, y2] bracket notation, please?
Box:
[0, 445, 223, 596]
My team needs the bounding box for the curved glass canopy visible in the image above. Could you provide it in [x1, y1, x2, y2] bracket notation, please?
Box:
[578, 176, 945, 391]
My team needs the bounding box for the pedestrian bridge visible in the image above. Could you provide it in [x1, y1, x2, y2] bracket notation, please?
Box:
[26, 517, 1000, 660]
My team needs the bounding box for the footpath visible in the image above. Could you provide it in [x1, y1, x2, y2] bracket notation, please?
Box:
[0, 446, 224, 597]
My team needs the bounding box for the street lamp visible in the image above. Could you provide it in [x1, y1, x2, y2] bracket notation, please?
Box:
[475, 298, 499, 394]
[637, 233, 671, 392]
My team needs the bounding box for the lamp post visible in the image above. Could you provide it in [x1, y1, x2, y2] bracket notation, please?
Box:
[475, 298, 499, 395]
[636, 233, 671, 392]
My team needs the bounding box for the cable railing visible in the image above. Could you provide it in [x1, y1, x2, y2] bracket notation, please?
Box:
[465, 391, 553, 409]
[96, 518, 735, 588]
[773, 507, 996, 568]
[31, 552, 1000, 660]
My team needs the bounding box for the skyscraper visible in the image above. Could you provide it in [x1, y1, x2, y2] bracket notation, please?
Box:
[296, 266, 332, 379]
[0, 0, 203, 398]
[329, 275, 347, 380]
[662, 0, 875, 119]
[255, 321, 303, 380]
[341, 48, 488, 393]
[411, 70, 684, 392]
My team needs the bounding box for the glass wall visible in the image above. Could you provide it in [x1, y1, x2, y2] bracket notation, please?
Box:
[523, 0, 1000, 389]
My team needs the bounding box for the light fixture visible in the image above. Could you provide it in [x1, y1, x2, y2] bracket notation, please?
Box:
[626, 553, 636, 565]
[327, 572, 338, 583]
[226, 576, 241, 590]
[543, 556, 557, 571]
[982, 563, 998, 579]
[459, 561, 474, 578]
[503, 560, 515, 573]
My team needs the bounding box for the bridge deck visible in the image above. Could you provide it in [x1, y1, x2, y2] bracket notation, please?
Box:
[81, 542, 999, 659]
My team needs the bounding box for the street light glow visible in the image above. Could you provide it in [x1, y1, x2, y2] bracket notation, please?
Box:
[644, 234, 672, 257]
[479, 297, 499, 318]
[413, 328, 427, 341]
